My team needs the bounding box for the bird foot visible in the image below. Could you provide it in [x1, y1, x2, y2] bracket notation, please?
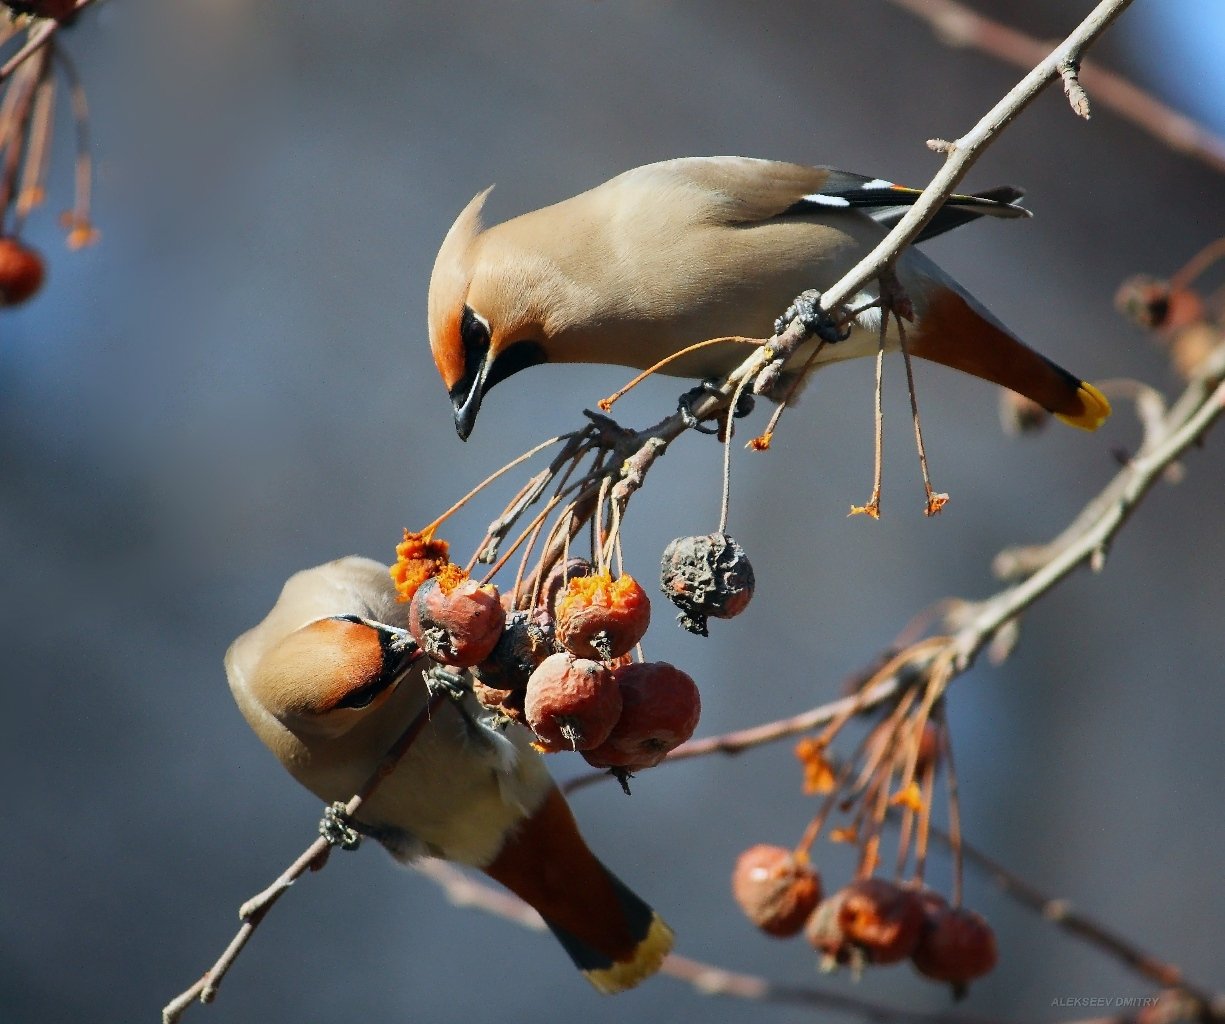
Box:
[774, 289, 852, 343]
[318, 802, 364, 851]
[678, 379, 755, 433]
[425, 664, 470, 702]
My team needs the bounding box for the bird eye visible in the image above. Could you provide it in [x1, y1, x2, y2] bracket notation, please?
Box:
[461, 305, 490, 353]
[334, 677, 388, 710]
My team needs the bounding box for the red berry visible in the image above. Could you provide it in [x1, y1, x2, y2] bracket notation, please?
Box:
[408, 569, 504, 667]
[582, 661, 701, 770]
[837, 879, 925, 964]
[0, 237, 45, 307]
[471, 610, 553, 691]
[660, 532, 754, 636]
[524, 653, 621, 752]
[912, 905, 998, 985]
[554, 572, 651, 660]
[732, 845, 822, 938]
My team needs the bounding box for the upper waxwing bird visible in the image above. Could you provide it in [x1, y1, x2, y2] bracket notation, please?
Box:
[226, 556, 672, 994]
[427, 156, 1110, 440]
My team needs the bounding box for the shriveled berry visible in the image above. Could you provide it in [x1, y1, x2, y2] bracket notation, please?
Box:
[838, 879, 925, 964]
[390, 529, 450, 604]
[1114, 275, 1203, 332]
[472, 677, 528, 725]
[525, 653, 621, 752]
[582, 661, 700, 770]
[912, 905, 997, 985]
[537, 557, 593, 622]
[555, 572, 650, 660]
[408, 569, 504, 667]
[804, 889, 854, 966]
[660, 532, 754, 636]
[998, 390, 1051, 435]
[0, 238, 45, 307]
[472, 611, 553, 691]
[732, 845, 822, 938]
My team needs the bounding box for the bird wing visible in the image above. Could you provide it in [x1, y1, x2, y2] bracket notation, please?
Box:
[640, 157, 1027, 239]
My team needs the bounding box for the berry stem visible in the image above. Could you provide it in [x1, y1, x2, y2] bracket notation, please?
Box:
[422, 433, 567, 538]
[717, 374, 752, 534]
[597, 336, 760, 412]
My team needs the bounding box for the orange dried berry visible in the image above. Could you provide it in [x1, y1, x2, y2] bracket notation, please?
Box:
[582, 661, 701, 771]
[390, 529, 450, 604]
[408, 574, 503, 667]
[837, 879, 925, 964]
[912, 905, 998, 988]
[555, 571, 650, 660]
[0, 237, 45, 308]
[732, 845, 822, 938]
[524, 653, 622, 752]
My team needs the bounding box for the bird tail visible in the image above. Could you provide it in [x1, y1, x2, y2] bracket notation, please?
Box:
[906, 261, 1110, 431]
[482, 786, 673, 993]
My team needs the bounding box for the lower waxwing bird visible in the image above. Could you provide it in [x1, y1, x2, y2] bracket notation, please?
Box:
[427, 156, 1110, 440]
[225, 556, 672, 993]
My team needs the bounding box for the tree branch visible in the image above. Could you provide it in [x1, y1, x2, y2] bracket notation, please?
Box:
[884, 0, 1225, 178]
[161, 683, 441, 1024]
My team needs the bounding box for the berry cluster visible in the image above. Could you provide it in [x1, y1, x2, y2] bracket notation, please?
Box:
[731, 685, 997, 998]
[391, 526, 750, 786]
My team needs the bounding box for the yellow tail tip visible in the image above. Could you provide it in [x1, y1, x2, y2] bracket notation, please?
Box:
[1055, 381, 1112, 431]
[584, 914, 674, 995]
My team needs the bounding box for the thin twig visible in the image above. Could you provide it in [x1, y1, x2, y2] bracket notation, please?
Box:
[885, 0, 1225, 177]
[816, 0, 1135, 320]
[162, 682, 441, 1023]
[0, 1, 99, 83]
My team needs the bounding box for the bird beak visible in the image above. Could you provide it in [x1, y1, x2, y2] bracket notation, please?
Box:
[450, 355, 489, 441]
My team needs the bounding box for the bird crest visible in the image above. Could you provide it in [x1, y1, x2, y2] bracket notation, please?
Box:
[428, 186, 493, 391]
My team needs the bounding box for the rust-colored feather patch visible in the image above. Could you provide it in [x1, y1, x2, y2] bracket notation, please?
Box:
[428, 186, 494, 391]
[483, 786, 672, 992]
[910, 285, 1110, 429]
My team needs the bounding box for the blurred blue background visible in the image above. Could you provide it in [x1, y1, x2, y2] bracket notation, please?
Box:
[2, 1, 1222, 1021]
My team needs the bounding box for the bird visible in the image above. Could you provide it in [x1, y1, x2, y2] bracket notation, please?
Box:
[426, 156, 1110, 441]
[225, 556, 672, 994]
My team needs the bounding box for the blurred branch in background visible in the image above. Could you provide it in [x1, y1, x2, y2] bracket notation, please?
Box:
[884, 0, 1225, 177]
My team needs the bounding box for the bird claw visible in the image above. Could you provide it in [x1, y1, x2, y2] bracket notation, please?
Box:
[774, 289, 852, 343]
[318, 802, 363, 851]
[425, 664, 469, 702]
[678, 379, 754, 432]
[677, 380, 724, 433]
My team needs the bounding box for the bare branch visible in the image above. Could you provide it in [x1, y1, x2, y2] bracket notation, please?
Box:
[885, 0, 1225, 177]
[162, 684, 442, 1024]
